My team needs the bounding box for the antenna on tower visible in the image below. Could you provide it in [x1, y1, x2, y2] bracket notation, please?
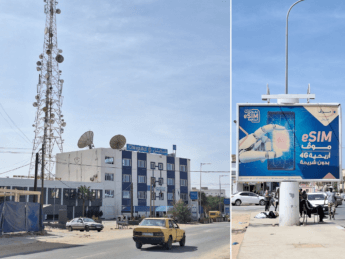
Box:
[29, 0, 65, 180]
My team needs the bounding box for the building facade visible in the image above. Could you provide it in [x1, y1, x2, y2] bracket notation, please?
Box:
[55, 148, 191, 219]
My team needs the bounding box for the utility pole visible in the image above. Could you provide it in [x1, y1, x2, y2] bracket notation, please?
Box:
[33, 152, 39, 203]
[130, 183, 133, 220]
[40, 145, 45, 232]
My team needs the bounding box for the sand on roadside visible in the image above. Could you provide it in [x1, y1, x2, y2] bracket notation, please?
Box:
[231, 213, 251, 259]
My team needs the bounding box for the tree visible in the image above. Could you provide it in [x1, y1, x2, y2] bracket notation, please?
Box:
[168, 199, 192, 223]
[200, 192, 210, 216]
[78, 185, 94, 217]
[207, 196, 224, 212]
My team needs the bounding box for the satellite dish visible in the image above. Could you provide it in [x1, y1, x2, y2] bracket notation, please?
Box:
[36, 67, 41, 71]
[44, 27, 48, 34]
[60, 79, 64, 83]
[51, 113, 55, 118]
[33, 102, 38, 107]
[78, 131, 94, 149]
[42, 107, 48, 112]
[35, 95, 40, 100]
[39, 54, 43, 59]
[37, 61, 42, 66]
[56, 54, 64, 63]
[61, 122, 66, 127]
[58, 49, 63, 53]
[46, 49, 51, 55]
[56, 9, 61, 14]
[110, 134, 126, 149]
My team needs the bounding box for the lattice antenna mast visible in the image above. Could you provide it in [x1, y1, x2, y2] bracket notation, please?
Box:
[29, 0, 65, 179]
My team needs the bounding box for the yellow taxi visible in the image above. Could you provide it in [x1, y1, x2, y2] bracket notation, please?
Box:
[209, 211, 221, 219]
[133, 218, 186, 250]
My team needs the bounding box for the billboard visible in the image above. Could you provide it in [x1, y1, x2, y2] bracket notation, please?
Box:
[237, 104, 341, 182]
[127, 144, 168, 156]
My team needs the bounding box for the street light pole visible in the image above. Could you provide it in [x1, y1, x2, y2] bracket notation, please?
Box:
[199, 163, 211, 219]
[285, 0, 304, 94]
[219, 175, 227, 213]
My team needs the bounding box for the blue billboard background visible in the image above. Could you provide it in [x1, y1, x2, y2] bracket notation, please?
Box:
[238, 105, 340, 181]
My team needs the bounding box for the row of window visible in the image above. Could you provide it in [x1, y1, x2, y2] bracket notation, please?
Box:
[119, 191, 188, 201]
[105, 173, 187, 186]
[104, 157, 185, 171]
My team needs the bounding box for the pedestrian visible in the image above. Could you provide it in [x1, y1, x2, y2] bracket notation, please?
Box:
[274, 188, 279, 212]
[324, 186, 336, 220]
[299, 189, 302, 216]
[264, 187, 270, 211]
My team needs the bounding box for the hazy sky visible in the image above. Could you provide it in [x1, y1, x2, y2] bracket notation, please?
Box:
[231, 0, 345, 165]
[0, 1, 230, 195]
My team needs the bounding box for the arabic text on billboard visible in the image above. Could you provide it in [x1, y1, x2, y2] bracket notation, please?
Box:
[127, 144, 168, 155]
[237, 104, 341, 181]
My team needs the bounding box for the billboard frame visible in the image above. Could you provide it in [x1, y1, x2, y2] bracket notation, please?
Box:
[236, 103, 342, 182]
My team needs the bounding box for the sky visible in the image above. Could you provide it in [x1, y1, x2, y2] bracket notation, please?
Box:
[231, 0, 345, 167]
[0, 1, 230, 196]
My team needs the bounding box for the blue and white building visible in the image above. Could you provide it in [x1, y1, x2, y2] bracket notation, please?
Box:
[55, 146, 191, 219]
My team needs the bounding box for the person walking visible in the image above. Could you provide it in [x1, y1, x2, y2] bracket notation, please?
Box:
[274, 188, 280, 212]
[264, 187, 270, 212]
[324, 186, 336, 220]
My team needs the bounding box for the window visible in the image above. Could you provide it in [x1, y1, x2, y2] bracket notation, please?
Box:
[105, 156, 114, 164]
[180, 165, 186, 172]
[138, 160, 146, 168]
[181, 179, 188, 187]
[105, 190, 114, 198]
[138, 175, 146, 183]
[51, 188, 59, 198]
[138, 191, 146, 199]
[105, 173, 114, 181]
[167, 178, 174, 186]
[159, 192, 164, 200]
[96, 190, 102, 199]
[123, 191, 130, 199]
[123, 158, 131, 166]
[123, 174, 131, 182]
[69, 189, 76, 199]
[168, 193, 173, 200]
[169, 220, 174, 228]
[150, 162, 155, 169]
[167, 163, 174, 171]
[180, 193, 188, 201]
[158, 163, 163, 170]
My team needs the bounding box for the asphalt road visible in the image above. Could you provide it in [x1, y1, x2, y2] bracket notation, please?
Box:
[5, 222, 230, 259]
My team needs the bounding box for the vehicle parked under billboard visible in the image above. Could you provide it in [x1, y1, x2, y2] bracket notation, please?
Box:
[237, 104, 341, 182]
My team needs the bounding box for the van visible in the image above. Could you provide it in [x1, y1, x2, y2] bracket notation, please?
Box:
[208, 211, 221, 219]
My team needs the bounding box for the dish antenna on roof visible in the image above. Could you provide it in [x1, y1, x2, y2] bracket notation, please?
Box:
[78, 131, 94, 149]
[110, 134, 126, 149]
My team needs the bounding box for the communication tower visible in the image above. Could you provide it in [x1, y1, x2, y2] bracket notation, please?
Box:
[29, 0, 65, 179]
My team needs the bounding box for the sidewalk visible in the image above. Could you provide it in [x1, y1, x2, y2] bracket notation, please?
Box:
[237, 212, 345, 259]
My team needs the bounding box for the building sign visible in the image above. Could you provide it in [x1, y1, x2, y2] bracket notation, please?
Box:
[190, 191, 198, 200]
[127, 144, 168, 156]
[224, 198, 230, 205]
[237, 104, 341, 182]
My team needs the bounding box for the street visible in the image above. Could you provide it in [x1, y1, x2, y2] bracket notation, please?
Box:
[3, 222, 230, 259]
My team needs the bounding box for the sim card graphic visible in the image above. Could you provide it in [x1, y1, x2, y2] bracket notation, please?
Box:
[267, 111, 295, 170]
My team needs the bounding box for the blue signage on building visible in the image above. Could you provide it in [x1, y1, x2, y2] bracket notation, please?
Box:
[238, 104, 341, 181]
[224, 198, 230, 205]
[127, 144, 168, 156]
[190, 191, 198, 200]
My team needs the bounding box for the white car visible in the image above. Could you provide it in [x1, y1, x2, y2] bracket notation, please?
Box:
[307, 193, 328, 212]
[231, 191, 265, 206]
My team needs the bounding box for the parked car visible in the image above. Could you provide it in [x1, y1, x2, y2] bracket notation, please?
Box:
[133, 218, 185, 250]
[307, 193, 328, 212]
[66, 217, 104, 232]
[231, 192, 265, 206]
[336, 195, 343, 206]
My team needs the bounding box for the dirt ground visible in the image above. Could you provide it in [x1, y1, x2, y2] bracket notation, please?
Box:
[231, 213, 250, 259]
[0, 222, 229, 258]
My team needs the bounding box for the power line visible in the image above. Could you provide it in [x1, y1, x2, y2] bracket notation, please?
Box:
[0, 103, 31, 144]
[0, 147, 31, 150]
[0, 163, 31, 175]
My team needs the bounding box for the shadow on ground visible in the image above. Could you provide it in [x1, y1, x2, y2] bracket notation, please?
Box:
[140, 245, 198, 253]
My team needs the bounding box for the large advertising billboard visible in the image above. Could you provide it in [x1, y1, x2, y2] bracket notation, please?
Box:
[237, 104, 341, 182]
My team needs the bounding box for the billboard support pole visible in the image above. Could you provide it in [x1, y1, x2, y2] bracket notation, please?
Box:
[279, 181, 300, 226]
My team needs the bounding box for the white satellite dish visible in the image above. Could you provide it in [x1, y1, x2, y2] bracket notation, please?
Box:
[33, 102, 38, 107]
[39, 54, 43, 59]
[36, 67, 41, 71]
[44, 27, 48, 34]
[56, 9, 61, 14]
[78, 131, 94, 149]
[110, 134, 126, 149]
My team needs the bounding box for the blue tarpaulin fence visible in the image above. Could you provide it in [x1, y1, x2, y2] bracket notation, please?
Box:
[0, 201, 41, 233]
